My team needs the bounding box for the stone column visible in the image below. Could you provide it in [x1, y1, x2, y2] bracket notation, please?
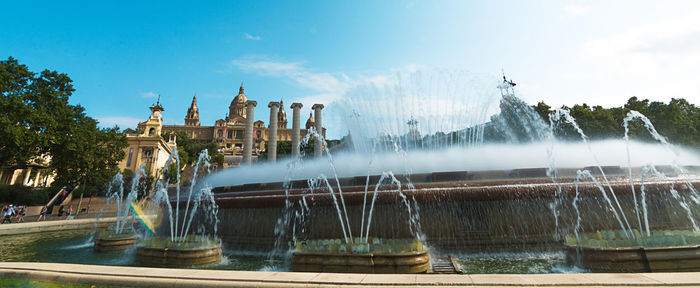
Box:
[268, 102, 280, 163]
[34, 170, 42, 187]
[243, 100, 257, 165]
[312, 104, 324, 158]
[23, 167, 32, 186]
[290, 103, 303, 158]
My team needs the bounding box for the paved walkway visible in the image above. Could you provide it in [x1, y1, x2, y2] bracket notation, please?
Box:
[1, 262, 699, 287]
[0, 216, 115, 236]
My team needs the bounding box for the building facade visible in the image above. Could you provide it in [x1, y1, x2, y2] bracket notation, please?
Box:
[0, 156, 55, 187]
[137, 84, 325, 167]
[119, 102, 176, 178]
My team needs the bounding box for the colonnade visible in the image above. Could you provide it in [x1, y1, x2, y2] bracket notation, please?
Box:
[241, 102, 323, 165]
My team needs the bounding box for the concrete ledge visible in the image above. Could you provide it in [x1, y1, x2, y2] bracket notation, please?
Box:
[1, 262, 700, 287]
[0, 217, 115, 236]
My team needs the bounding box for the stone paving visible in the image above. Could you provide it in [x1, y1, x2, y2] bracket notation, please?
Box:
[0, 216, 114, 236]
[1, 219, 699, 287]
[0, 262, 699, 287]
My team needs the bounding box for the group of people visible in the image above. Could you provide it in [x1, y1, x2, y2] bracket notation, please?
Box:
[0, 204, 75, 223]
[1, 204, 25, 224]
[57, 205, 73, 220]
[38, 205, 74, 221]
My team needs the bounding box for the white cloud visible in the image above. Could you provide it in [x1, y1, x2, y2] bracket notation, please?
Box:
[560, 4, 591, 19]
[141, 92, 157, 98]
[580, 14, 700, 101]
[97, 116, 142, 129]
[244, 33, 261, 41]
[232, 57, 302, 76]
[231, 56, 352, 99]
[564, 5, 590, 15]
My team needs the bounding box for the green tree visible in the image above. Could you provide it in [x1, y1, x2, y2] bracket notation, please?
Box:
[0, 57, 128, 194]
[533, 101, 552, 123]
[532, 96, 700, 149]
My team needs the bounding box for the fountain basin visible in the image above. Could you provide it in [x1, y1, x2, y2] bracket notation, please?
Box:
[213, 174, 700, 251]
[565, 230, 700, 272]
[94, 231, 139, 252]
[292, 238, 430, 273]
[135, 235, 222, 266]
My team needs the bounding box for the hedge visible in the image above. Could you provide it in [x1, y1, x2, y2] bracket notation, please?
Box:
[0, 184, 61, 206]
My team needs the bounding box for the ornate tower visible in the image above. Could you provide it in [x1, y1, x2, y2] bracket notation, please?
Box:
[277, 99, 288, 129]
[142, 97, 164, 137]
[185, 94, 200, 126]
[305, 112, 315, 130]
[228, 84, 248, 121]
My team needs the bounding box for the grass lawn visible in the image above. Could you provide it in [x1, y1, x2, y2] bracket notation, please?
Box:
[0, 278, 137, 288]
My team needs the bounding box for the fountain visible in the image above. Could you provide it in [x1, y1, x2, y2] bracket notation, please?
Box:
[204, 71, 700, 274]
[287, 168, 430, 273]
[134, 149, 222, 266]
[559, 111, 700, 272]
[93, 165, 146, 252]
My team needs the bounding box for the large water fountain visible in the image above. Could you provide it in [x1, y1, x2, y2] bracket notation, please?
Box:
[134, 150, 222, 266]
[81, 70, 700, 274]
[202, 70, 700, 273]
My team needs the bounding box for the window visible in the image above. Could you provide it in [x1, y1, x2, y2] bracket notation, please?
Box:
[227, 130, 233, 139]
[235, 130, 243, 139]
[142, 148, 154, 174]
[126, 148, 134, 167]
[148, 128, 155, 136]
[217, 130, 223, 138]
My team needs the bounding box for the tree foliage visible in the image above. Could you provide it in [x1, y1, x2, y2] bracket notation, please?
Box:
[534, 96, 700, 148]
[0, 57, 128, 194]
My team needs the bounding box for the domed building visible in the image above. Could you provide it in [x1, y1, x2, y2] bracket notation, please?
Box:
[135, 84, 326, 167]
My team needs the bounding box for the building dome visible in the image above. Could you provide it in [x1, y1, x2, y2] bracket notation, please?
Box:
[231, 85, 248, 105]
[228, 84, 248, 119]
[305, 112, 315, 130]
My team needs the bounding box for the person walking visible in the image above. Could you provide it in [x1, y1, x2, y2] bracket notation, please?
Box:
[1, 206, 11, 224]
[65, 206, 73, 220]
[37, 206, 47, 221]
[16, 205, 24, 223]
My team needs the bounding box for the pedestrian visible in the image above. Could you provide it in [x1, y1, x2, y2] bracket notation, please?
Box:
[65, 206, 73, 220]
[58, 205, 65, 217]
[8, 205, 15, 221]
[16, 205, 24, 223]
[37, 206, 47, 221]
[1, 206, 11, 224]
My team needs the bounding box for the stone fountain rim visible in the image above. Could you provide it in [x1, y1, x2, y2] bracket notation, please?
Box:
[209, 165, 700, 194]
[292, 250, 429, 256]
[136, 244, 222, 252]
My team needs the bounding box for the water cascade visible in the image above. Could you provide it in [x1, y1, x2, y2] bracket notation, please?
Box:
[93, 164, 147, 251]
[135, 149, 222, 266]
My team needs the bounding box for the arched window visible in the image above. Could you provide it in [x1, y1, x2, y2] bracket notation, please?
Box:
[148, 128, 155, 136]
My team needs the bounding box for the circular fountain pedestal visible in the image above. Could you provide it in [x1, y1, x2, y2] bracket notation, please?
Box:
[565, 230, 700, 272]
[135, 236, 222, 267]
[292, 238, 430, 273]
[94, 232, 139, 252]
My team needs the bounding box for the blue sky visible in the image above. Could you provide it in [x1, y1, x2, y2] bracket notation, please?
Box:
[2, 1, 700, 139]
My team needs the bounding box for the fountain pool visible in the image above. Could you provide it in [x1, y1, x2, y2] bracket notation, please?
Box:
[0, 229, 578, 274]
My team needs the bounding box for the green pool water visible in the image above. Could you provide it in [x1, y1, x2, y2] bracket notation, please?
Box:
[0, 229, 274, 271]
[0, 230, 574, 273]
